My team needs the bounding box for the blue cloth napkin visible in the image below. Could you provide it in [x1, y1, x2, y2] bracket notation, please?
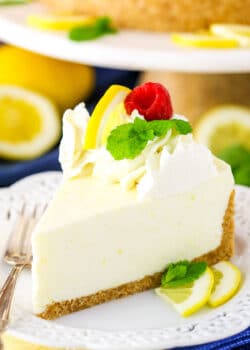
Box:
[0, 66, 249, 350]
[175, 327, 250, 350]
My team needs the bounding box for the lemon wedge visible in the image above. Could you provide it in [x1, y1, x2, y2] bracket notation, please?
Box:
[84, 85, 131, 149]
[0, 85, 60, 160]
[194, 105, 250, 155]
[211, 24, 250, 48]
[209, 261, 241, 307]
[27, 14, 96, 31]
[171, 33, 239, 48]
[156, 268, 214, 317]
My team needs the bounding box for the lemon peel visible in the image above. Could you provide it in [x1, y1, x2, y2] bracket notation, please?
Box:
[156, 267, 214, 317]
[171, 33, 238, 48]
[27, 14, 96, 31]
[0, 85, 60, 160]
[211, 24, 250, 48]
[209, 261, 242, 307]
[84, 85, 131, 149]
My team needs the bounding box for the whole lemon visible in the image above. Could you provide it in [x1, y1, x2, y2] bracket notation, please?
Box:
[0, 45, 95, 112]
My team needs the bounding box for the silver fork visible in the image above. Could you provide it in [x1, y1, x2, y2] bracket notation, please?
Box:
[0, 203, 46, 343]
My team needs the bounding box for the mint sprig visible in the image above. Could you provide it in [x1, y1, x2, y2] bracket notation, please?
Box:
[161, 261, 207, 288]
[69, 16, 117, 41]
[106, 117, 192, 160]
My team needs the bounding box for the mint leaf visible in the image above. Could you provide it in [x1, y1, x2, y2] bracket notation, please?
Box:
[95, 16, 117, 33]
[149, 120, 172, 137]
[161, 261, 189, 285]
[107, 123, 148, 160]
[150, 119, 192, 137]
[69, 26, 103, 41]
[69, 16, 117, 41]
[173, 119, 193, 134]
[161, 261, 207, 288]
[106, 118, 192, 160]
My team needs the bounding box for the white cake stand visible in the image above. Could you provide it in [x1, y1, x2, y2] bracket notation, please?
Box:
[0, 2, 250, 73]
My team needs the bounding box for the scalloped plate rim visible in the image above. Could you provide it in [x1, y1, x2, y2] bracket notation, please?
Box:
[0, 172, 249, 350]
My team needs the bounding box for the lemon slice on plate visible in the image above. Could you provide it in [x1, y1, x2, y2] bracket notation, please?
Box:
[211, 24, 250, 47]
[209, 261, 242, 307]
[194, 105, 250, 155]
[84, 85, 131, 149]
[171, 33, 238, 48]
[27, 14, 96, 31]
[0, 85, 60, 160]
[156, 268, 214, 317]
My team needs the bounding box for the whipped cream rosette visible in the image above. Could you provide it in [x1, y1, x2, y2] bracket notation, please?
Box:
[59, 82, 218, 200]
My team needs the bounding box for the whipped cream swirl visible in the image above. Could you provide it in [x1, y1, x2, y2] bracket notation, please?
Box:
[59, 103, 218, 200]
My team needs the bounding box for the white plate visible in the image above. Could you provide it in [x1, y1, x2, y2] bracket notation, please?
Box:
[0, 172, 249, 350]
[0, 3, 250, 73]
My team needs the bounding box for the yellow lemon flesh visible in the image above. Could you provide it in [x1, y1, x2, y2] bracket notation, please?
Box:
[171, 33, 238, 48]
[27, 14, 96, 31]
[194, 105, 250, 155]
[0, 85, 60, 160]
[156, 268, 214, 317]
[211, 24, 250, 48]
[0, 45, 94, 112]
[209, 261, 242, 307]
[84, 85, 131, 149]
[101, 103, 128, 145]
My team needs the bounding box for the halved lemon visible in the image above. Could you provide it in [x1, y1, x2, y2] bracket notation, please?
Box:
[171, 33, 238, 48]
[211, 24, 250, 48]
[155, 268, 214, 317]
[209, 261, 242, 307]
[194, 105, 250, 155]
[84, 85, 131, 149]
[0, 85, 60, 160]
[27, 14, 96, 31]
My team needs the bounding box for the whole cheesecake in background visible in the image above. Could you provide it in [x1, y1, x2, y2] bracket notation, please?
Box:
[32, 82, 235, 320]
[41, 0, 250, 31]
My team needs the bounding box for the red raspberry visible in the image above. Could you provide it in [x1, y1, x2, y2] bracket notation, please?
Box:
[124, 82, 173, 121]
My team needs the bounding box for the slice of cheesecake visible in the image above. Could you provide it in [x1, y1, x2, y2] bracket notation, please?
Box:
[32, 83, 234, 320]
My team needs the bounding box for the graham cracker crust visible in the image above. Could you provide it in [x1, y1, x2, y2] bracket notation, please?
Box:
[41, 0, 250, 32]
[39, 191, 235, 320]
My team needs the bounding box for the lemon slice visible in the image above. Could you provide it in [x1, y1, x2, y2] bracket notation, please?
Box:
[84, 85, 131, 149]
[209, 261, 241, 307]
[0, 85, 60, 160]
[27, 14, 96, 31]
[171, 33, 239, 48]
[156, 268, 214, 317]
[194, 105, 250, 155]
[211, 24, 250, 48]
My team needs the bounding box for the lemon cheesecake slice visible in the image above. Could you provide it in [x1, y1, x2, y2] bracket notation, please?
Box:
[32, 83, 234, 320]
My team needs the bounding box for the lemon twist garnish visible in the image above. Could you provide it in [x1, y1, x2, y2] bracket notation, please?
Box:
[84, 85, 131, 150]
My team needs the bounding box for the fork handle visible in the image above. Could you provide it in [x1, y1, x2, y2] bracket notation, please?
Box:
[0, 265, 24, 334]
